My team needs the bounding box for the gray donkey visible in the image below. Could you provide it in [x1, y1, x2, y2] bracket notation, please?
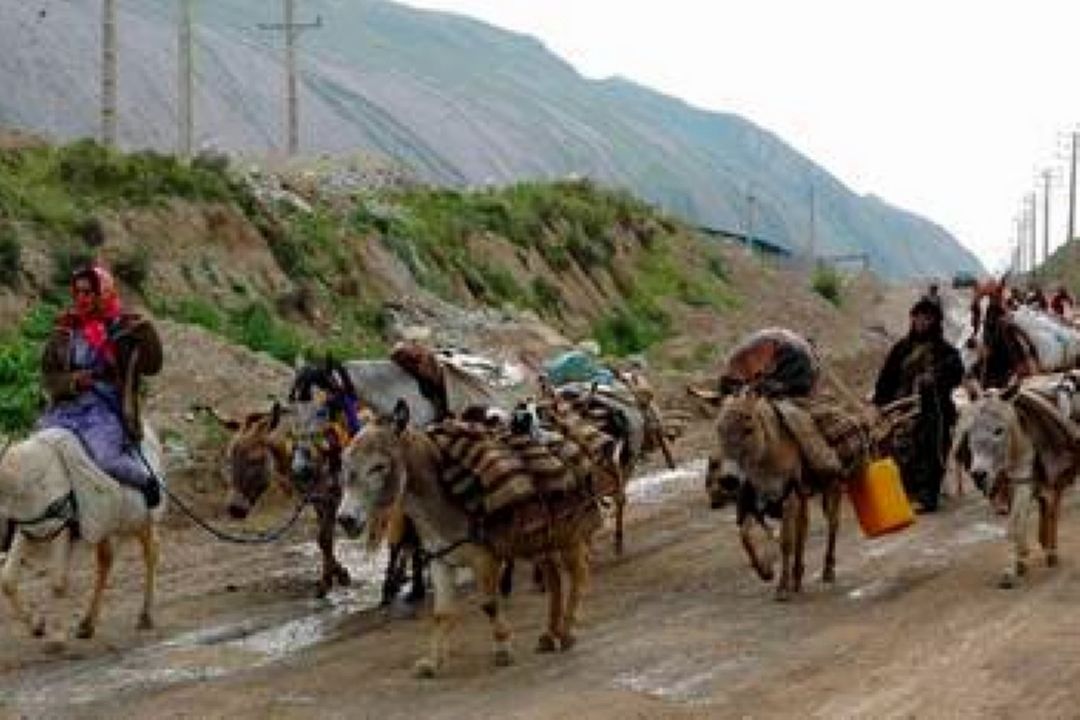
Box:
[958, 379, 1080, 588]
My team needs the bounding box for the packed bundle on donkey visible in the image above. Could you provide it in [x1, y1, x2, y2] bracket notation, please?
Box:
[338, 399, 613, 676]
[429, 400, 621, 557]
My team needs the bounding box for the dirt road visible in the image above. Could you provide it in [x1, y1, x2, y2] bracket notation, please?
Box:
[2, 454, 1080, 720]
[6, 285, 1075, 720]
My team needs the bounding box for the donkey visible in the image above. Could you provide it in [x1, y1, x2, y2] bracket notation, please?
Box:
[338, 401, 602, 677]
[0, 426, 165, 646]
[198, 397, 425, 605]
[713, 390, 850, 601]
[544, 377, 674, 556]
[958, 383, 1080, 588]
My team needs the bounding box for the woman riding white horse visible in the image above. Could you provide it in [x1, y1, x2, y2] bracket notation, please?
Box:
[0, 264, 166, 646]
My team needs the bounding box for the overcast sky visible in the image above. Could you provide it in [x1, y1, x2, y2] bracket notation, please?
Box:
[399, 0, 1080, 271]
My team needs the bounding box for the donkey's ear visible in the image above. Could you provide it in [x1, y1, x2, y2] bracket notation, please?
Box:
[392, 399, 410, 434]
[1001, 380, 1022, 402]
[270, 401, 283, 430]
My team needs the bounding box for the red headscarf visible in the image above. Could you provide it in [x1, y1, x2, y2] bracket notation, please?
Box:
[71, 265, 122, 363]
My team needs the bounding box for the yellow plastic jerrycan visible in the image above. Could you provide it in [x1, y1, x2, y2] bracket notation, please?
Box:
[848, 457, 915, 538]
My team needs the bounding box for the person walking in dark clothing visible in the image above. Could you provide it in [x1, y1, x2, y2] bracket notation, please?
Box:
[873, 298, 964, 512]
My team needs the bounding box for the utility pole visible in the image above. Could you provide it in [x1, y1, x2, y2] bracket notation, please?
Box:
[102, 0, 118, 146]
[178, 0, 194, 158]
[1042, 169, 1053, 266]
[745, 186, 756, 255]
[1029, 192, 1038, 278]
[1014, 216, 1023, 273]
[1068, 131, 1078, 245]
[258, 0, 322, 156]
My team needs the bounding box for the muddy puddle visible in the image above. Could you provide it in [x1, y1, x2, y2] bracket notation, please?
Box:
[0, 543, 389, 716]
[627, 459, 707, 505]
[613, 652, 745, 704]
[0, 461, 712, 715]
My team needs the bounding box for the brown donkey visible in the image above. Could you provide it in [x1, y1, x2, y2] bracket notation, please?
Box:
[714, 390, 864, 600]
[339, 401, 602, 677]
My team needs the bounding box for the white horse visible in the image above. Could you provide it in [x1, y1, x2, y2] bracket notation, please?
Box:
[0, 426, 166, 647]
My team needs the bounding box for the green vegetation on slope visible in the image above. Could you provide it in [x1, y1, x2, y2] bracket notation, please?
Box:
[0, 142, 744, 430]
[0, 303, 58, 433]
[0, 139, 239, 233]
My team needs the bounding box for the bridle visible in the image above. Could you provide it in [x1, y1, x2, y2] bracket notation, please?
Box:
[1, 436, 78, 542]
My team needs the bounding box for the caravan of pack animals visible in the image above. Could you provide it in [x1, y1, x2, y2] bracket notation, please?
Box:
[4, 268, 1080, 684]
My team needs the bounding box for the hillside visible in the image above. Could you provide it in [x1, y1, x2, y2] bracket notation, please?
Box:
[0, 141, 898, 441]
[0, 0, 981, 279]
[1037, 239, 1080, 292]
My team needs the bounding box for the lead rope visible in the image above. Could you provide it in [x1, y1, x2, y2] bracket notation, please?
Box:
[96, 386, 319, 546]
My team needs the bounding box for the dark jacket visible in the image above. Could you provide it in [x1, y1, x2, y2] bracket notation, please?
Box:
[873, 333, 963, 424]
[41, 312, 163, 440]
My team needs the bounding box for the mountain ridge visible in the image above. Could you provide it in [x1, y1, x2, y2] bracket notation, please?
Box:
[0, 0, 983, 278]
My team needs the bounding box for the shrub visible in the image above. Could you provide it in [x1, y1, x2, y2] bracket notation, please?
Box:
[0, 302, 60, 433]
[476, 263, 525, 306]
[593, 300, 671, 356]
[0, 342, 41, 432]
[171, 297, 224, 332]
[530, 276, 563, 315]
[0, 224, 20, 286]
[707, 255, 728, 281]
[113, 245, 151, 292]
[49, 242, 95, 293]
[811, 265, 843, 306]
[227, 302, 302, 364]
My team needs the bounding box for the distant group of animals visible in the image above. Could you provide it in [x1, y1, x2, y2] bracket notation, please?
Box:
[4, 280, 1080, 677]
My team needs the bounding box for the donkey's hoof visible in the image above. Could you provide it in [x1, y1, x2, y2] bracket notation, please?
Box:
[822, 567, 836, 584]
[315, 582, 331, 600]
[774, 587, 791, 603]
[335, 566, 352, 586]
[1047, 553, 1059, 568]
[405, 587, 427, 605]
[1017, 562, 1028, 577]
[137, 612, 154, 631]
[493, 648, 514, 667]
[998, 573, 1018, 589]
[31, 617, 46, 638]
[414, 658, 438, 679]
[76, 618, 95, 639]
[559, 634, 577, 652]
[536, 633, 558, 654]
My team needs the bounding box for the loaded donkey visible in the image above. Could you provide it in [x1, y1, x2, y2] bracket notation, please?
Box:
[704, 329, 871, 600]
[338, 399, 620, 676]
[955, 375, 1080, 588]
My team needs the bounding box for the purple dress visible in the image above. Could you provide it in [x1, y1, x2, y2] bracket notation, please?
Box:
[38, 329, 152, 490]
